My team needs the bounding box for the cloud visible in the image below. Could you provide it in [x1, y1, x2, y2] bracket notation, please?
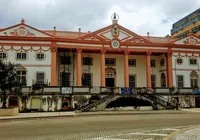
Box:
[0, 0, 199, 36]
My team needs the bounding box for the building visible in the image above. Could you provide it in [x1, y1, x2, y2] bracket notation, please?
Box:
[171, 8, 200, 38]
[0, 13, 200, 111]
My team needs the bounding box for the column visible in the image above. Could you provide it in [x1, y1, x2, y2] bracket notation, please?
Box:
[166, 52, 173, 87]
[51, 41, 57, 86]
[101, 49, 106, 87]
[124, 50, 130, 88]
[146, 52, 152, 89]
[77, 48, 82, 86]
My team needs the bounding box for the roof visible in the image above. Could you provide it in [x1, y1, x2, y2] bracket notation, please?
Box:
[143, 36, 177, 43]
[43, 30, 88, 39]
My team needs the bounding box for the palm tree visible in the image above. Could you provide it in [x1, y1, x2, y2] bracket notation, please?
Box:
[0, 60, 20, 108]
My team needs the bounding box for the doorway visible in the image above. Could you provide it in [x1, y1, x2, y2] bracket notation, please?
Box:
[105, 67, 116, 87]
[195, 97, 200, 108]
[106, 78, 115, 87]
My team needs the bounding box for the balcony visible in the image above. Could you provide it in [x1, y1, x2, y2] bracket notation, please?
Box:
[1, 86, 195, 96]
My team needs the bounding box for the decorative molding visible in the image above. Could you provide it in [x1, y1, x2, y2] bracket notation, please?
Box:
[173, 53, 200, 58]
[51, 41, 57, 52]
[126, 37, 148, 44]
[167, 52, 173, 57]
[146, 51, 152, 56]
[111, 25, 119, 37]
[0, 46, 50, 52]
[9, 25, 35, 37]
[124, 49, 130, 55]
[76, 48, 82, 53]
[100, 48, 106, 54]
[183, 36, 200, 45]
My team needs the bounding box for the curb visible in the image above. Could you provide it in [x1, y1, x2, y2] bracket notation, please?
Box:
[0, 111, 197, 122]
[163, 125, 200, 140]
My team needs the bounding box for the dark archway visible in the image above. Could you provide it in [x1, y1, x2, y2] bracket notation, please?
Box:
[195, 97, 200, 108]
[106, 97, 152, 108]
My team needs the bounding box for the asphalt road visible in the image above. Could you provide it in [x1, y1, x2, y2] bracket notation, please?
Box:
[1, 114, 200, 140]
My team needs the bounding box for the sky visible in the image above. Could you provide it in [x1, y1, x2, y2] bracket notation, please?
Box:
[0, 0, 199, 37]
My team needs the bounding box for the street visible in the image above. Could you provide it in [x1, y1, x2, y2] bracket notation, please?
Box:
[0, 113, 200, 140]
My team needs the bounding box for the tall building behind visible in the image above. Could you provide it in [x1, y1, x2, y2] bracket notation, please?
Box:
[171, 8, 200, 38]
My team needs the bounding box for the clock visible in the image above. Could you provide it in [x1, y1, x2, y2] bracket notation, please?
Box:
[111, 40, 120, 49]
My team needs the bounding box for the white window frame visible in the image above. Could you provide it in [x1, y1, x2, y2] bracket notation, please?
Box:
[16, 52, 27, 60]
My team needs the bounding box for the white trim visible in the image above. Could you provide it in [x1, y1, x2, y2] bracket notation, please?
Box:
[128, 46, 168, 50]
[57, 42, 103, 47]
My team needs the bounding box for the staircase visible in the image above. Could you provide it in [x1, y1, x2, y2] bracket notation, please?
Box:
[80, 95, 115, 112]
[141, 94, 170, 109]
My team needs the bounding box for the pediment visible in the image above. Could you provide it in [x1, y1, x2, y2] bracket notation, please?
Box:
[0, 23, 53, 38]
[170, 35, 200, 45]
[78, 24, 151, 44]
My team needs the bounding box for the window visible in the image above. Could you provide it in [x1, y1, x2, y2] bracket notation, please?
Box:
[160, 59, 165, 66]
[190, 71, 198, 88]
[16, 70, 27, 86]
[0, 52, 7, 60]
[105, 58, 116, 66]
[189, 58, 197, 65]
[177, 75, 184, 88]
[36, 52, 45, 60]
[60, 56, 71, 65]
[16, 52, 27, 60]
[82, 73, 92, 87]
[151, 74, 156, 88]
[60, 72, 70, 87]
[151, 60, 156, 67]
[129, 75, 136, 88]
[83, 57, 93, 65]
[128, 59, 136, 67]
[36, 72, 45, 85]
[161, 73, 166, 87]
[176, 58, 183, 64]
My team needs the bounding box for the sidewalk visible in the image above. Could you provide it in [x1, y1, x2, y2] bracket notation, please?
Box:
[0, 111, 77, 120]
[0, 109, 198, 121]
[165, 125, 200, 140]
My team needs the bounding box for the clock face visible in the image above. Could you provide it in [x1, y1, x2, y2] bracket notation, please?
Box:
[111, 40, 120, 49]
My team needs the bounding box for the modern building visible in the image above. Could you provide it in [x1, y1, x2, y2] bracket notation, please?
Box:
[0, 13, 200, 111]
[171, 8, 200, 38]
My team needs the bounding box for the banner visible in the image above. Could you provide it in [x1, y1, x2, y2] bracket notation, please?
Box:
[119, 88, 134, 94]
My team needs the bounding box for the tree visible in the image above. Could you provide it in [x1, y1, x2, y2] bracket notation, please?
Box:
[0, 60, 20, 108]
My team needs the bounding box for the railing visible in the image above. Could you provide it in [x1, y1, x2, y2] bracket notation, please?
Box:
[0, 86, 197, 95]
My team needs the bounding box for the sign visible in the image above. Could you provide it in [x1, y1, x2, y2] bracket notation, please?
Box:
[119, 88, 134, 94]
[61, 87, 72, 94]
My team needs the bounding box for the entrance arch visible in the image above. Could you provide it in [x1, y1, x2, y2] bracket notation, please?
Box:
[105, 67, 116, 87]
[106, 97, 152, 108]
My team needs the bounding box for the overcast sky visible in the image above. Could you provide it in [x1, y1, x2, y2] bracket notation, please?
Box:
[0, 0, 199, 37]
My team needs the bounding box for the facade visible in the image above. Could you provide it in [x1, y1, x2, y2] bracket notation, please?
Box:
[0, 13, 200, 111]
[171, 8, 200, 38]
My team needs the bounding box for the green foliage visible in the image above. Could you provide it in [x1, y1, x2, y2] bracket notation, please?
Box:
[0, 60, 21, 108]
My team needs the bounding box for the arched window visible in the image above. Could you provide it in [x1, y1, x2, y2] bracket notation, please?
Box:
[161, 73, 166, 87]
[190, 70, 198, 88]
